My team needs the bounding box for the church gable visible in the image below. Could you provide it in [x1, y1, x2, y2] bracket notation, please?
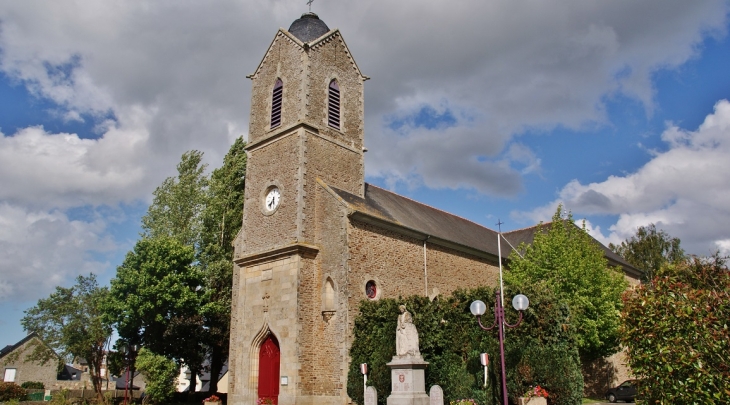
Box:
[247, 14, 367, 149]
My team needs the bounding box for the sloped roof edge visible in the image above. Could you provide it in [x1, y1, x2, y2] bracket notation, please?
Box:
[503, 221, 644, 278]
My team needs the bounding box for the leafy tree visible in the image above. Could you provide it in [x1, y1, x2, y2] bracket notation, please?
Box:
[198, 137, 246, 393]
[136, 348, 179, 404]
[105, 237, 205, 392]
[609, 223, 685, 282]
[141, 150, 208, 247]
[621, 254, 730, 404]
[504, 205, 628, 361]
[21, 274, 111, 401]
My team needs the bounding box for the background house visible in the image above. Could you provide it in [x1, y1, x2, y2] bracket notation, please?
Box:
[1, 333, 61, 387]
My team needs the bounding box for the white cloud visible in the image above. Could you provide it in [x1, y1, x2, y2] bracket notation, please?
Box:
[0, 202, 115, 302]
[518, 99, 730, 255]
[0, 123, 150, 209]
[0, 0, 727, 313]
[1, 1, 727, 199]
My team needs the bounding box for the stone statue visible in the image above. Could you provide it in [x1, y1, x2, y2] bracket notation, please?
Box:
[396, 305, 420, 357]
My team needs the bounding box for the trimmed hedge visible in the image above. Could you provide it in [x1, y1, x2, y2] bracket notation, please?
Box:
[347, 284, 583, 405]
[20, 381, 45, 390]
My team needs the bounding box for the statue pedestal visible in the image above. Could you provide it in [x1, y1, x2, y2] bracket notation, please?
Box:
[386, 356, 430, 405]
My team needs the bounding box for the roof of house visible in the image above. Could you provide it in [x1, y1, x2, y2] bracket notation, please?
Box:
[331, 183, 501, 258]
[328, 182, 641, 277]
[198, 360, 229, 392]
[58, 365, 84, 381]
[502, 221, 643, 278]
[0, 332, 48, 359]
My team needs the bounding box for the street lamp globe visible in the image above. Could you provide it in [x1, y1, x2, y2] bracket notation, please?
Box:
[512, 294, 529, 311]
[470, 300, 487, 316]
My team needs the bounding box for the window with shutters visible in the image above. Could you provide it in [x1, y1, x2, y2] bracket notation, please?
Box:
[271, 79, 283, 129]
[328, 79, 340, 129]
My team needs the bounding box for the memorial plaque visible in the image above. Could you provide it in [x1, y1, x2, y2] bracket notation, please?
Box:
[391, 369, 412, 392]
[429, 385, 443, 405]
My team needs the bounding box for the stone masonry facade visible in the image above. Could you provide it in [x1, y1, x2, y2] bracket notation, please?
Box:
[229, 13, 641, 405]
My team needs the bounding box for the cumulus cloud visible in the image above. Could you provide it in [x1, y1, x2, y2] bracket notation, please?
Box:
[2, 1, 727, 199]
[517, 100, 730, 255]
[0, 0, 727, 312]
[0, 203, 115, 301]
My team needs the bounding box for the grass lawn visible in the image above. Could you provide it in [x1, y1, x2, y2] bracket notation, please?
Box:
[582, 398, 604, 404]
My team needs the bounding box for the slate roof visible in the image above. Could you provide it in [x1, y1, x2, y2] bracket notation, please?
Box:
[331, 183, 501, 257]
[502, 222, 643, 278]
[198, 360, 229, 392]
[0, 332, 60, 361]
[288, 13, 330, 43]
[58, 365, 83, 381]
[328, 182, 642, 277]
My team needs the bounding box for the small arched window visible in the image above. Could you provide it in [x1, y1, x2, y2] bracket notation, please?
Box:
[324, 278, 335, 310]
[271, 79, 283, 128]
[328, 79, 340, 129]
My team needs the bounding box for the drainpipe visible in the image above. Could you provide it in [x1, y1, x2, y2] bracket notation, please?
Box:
[424, 236, 430, 296]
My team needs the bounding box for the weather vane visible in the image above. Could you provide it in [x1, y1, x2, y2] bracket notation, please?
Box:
[496, 219, 504, 233]
[307, 0, 313, 12]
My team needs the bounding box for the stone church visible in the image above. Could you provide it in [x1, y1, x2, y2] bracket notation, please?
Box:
[229, 13, 640, 405]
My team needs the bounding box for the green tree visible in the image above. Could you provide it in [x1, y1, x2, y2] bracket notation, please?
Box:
[609, 223, 685, 282]
[135, 348, 179, 404]
[105, 237, 205, 391]
[198, 137, 246, 393]
[21, 274, 111, 401]
[141, 150, 208, 247]
[504, 205, 628, 361]
[620, 254, 730, 403]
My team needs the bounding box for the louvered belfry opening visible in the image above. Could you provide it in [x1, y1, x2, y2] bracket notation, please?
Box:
[328, 79, 340, 129]
[271, 79, 283, 128]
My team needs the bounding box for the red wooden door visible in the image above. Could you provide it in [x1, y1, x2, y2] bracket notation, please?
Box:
[258, 334, 280, 405]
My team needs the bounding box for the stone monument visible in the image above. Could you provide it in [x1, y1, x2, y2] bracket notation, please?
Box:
[387, 306, 430, 405]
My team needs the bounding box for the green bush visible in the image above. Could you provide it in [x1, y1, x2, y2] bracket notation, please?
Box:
[621, 255, 730, 404]
[135, 348, 178, 404]
[0, 382, 28, 401]
[347, 284, 583, 405]
[21, 381, 45, 389]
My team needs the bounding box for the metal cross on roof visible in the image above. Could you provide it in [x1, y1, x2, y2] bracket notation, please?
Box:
[307, 0, 313, 11]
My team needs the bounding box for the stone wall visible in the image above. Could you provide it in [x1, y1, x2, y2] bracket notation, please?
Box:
[346, 220, 501, 341]
[240, 130, 301, 254]
[305, 32, 365, 152]
[230, 251, 309, 405]
[0, 336, 59, 388]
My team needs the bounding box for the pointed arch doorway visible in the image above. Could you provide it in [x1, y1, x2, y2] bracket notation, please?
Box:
[258, 334, 280, 405]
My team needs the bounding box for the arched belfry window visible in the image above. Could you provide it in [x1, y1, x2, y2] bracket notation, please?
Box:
[328, 79, 340, 129]
[271, 79, 283, 129]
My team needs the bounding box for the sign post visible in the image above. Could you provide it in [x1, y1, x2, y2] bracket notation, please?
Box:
[360, 363, 368, 400]
[480, 353, 489, 387]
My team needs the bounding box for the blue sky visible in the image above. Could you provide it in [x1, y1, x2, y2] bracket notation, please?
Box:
[1, 1, 729, 346]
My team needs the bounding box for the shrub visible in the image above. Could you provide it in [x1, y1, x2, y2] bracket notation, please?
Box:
[621, 254, 730, 404]
[135, 348, 178, 404]
[21, 381, 45, 389]
[0, 382, 27, 401]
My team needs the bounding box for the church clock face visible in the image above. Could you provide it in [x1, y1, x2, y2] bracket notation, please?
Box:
[264, 187, 281, 212]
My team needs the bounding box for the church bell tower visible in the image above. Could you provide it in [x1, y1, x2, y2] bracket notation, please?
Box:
[229, 12, 368, 405]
